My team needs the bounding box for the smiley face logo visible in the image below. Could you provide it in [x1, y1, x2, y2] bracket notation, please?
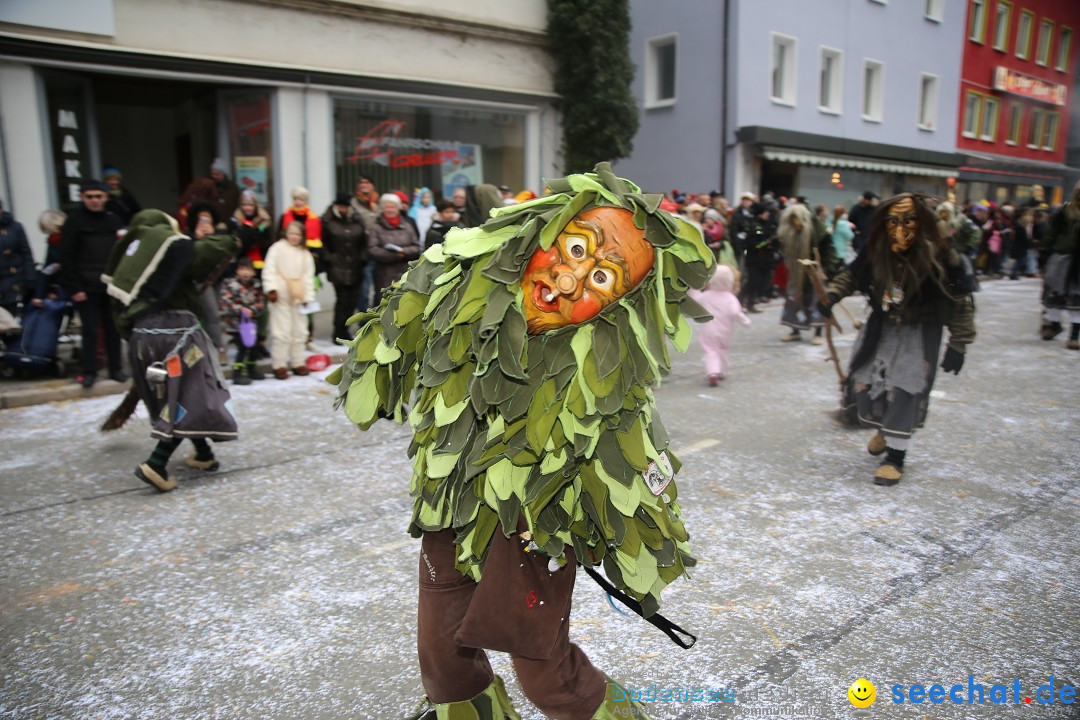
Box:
[848, 678, 876, 708]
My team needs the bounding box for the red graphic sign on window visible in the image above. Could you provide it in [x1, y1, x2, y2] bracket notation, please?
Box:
[348, 119, 461, 168]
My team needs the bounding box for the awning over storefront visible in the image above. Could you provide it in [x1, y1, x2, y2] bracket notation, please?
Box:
[958, 150, 1070, 184]
[762, 146, 955, 178]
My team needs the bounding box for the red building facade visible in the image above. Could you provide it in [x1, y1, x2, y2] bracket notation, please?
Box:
[957, 0, 1079, 205]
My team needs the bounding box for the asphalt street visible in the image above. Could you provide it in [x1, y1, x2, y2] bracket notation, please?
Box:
[1, 277, 1077, 720]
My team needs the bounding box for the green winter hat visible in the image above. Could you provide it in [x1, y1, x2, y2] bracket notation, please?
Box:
[329, 162, 714, 615]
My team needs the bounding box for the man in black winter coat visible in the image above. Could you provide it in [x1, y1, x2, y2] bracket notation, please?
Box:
[0, 199, 35, 317]
[59, 180, 127, 387]
[848, 191, 878, 254]
[321, 193, 367, 341]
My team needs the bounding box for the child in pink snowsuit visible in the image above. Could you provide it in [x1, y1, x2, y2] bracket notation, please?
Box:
[689, 264, 751, 386]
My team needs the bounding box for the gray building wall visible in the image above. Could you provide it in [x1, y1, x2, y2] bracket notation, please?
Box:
[732, 0, 963, 155]
[614, 0, 725, 195]
[618, 0, 967, 200]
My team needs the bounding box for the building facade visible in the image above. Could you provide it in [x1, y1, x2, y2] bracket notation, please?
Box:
[617, 0, 965, 206]
[955, 0, 1080, 206]
[0, 0, 561, 262]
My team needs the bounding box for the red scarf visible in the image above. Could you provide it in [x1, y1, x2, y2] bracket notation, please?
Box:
[385, 214, 401, 227]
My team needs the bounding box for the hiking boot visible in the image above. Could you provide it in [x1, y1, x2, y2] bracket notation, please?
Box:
[293, 365, 310, 376]
[873, 461, 903, 486]
[867, 431, 887, 456]
[811, 335, 824, 345]
[136, 463, 177, 492]
[79, 373, 96, 389]
[185, 454, 220, 471]
[1041, 321, 1063, 340]
[109, 370, 129, 383]
[780, 331, 801, 342]
[708, 374, 719, 387]
[246, 362, 265, 381]
[873, 448, 906, 486]
[232, 363, 252, 385]
[274, 367, 289, 380]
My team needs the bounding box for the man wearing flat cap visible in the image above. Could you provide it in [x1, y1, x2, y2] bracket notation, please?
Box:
[60, 180, 127, 388]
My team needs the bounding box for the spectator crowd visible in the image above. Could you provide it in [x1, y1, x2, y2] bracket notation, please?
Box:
[1, 161, 1075, 390]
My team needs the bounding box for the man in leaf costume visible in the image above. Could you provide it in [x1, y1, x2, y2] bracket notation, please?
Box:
[330, 164, 714, 719]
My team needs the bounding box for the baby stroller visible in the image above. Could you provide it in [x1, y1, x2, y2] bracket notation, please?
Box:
[2, 297, 68, 378]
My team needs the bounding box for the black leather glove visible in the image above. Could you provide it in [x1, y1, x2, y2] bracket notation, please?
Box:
[817, 292, 840, 318]
[941, 347, 964, 375]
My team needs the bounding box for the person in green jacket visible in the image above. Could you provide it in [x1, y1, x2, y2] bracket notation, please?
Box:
[105, 209, 239, 492]
[1040, 181, 1080, 349]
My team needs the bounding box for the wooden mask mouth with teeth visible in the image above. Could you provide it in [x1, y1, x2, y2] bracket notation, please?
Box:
[521, 207, 655, 334]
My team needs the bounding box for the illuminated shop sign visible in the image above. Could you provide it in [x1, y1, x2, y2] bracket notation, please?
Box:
[993, 67, 1066, 106]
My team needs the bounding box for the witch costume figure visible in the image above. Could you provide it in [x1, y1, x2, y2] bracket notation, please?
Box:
[1039, 180, 1080, 350]
[330, 164, 714, 719]
[104, 209, 239, 492]
[778, 203, 838, 344]
[820, 193, 976, 486]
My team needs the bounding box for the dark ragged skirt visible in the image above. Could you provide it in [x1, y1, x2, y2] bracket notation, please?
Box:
[129, 310, 238, 442]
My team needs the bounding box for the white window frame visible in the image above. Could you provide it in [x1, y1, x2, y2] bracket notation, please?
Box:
[969, 0, 987, 43]
[818, 46, 843, 115]
[862, 59, 884, 122]
[1027, 108, 1043, 148]
[1056, 27, 1073, 72]
[979, 96, 999, 141]
[1036, 19, 1054, 66]
[1042, 111, 1059, 150]
[1005, 102, 1022, 145]
[924, 0, 944, 22]
[770, 32, 798, 106]
[644, 33, 678, 109]
[1016, 10, 1034, 59]
[917, 73, 938, 131]
[962, 90, 981, 138]
[992, 1, 1012, 51]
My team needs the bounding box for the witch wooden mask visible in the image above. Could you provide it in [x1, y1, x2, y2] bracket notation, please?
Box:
[886, 197, 919, 253]
[521, 207, 655, 334]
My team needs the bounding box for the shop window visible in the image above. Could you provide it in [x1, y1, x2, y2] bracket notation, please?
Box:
[333, 98, 525, 201]
[1027, 108, 1043, 148]
[771, 33, 797, 106]
[979, 97, 999, 141]
[645, 34, 677, 108]
[1016, 10, 1034, 59]
[1005, 103, 1022, 145]
[862, 59, 884, 122]
[969, 0, 987, 43]
[223, 91, 274, 216]
[819, 47, 842, 114]
[1056, 27, 1073, 71]
[1041, 112, 1058, 150]
[924, 0, 944, 22]
[962, 90, 981, 138]
[1036, 19, 1054, 66]
[917, 73, 938, 130]
[992, 1, 1011, 51]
